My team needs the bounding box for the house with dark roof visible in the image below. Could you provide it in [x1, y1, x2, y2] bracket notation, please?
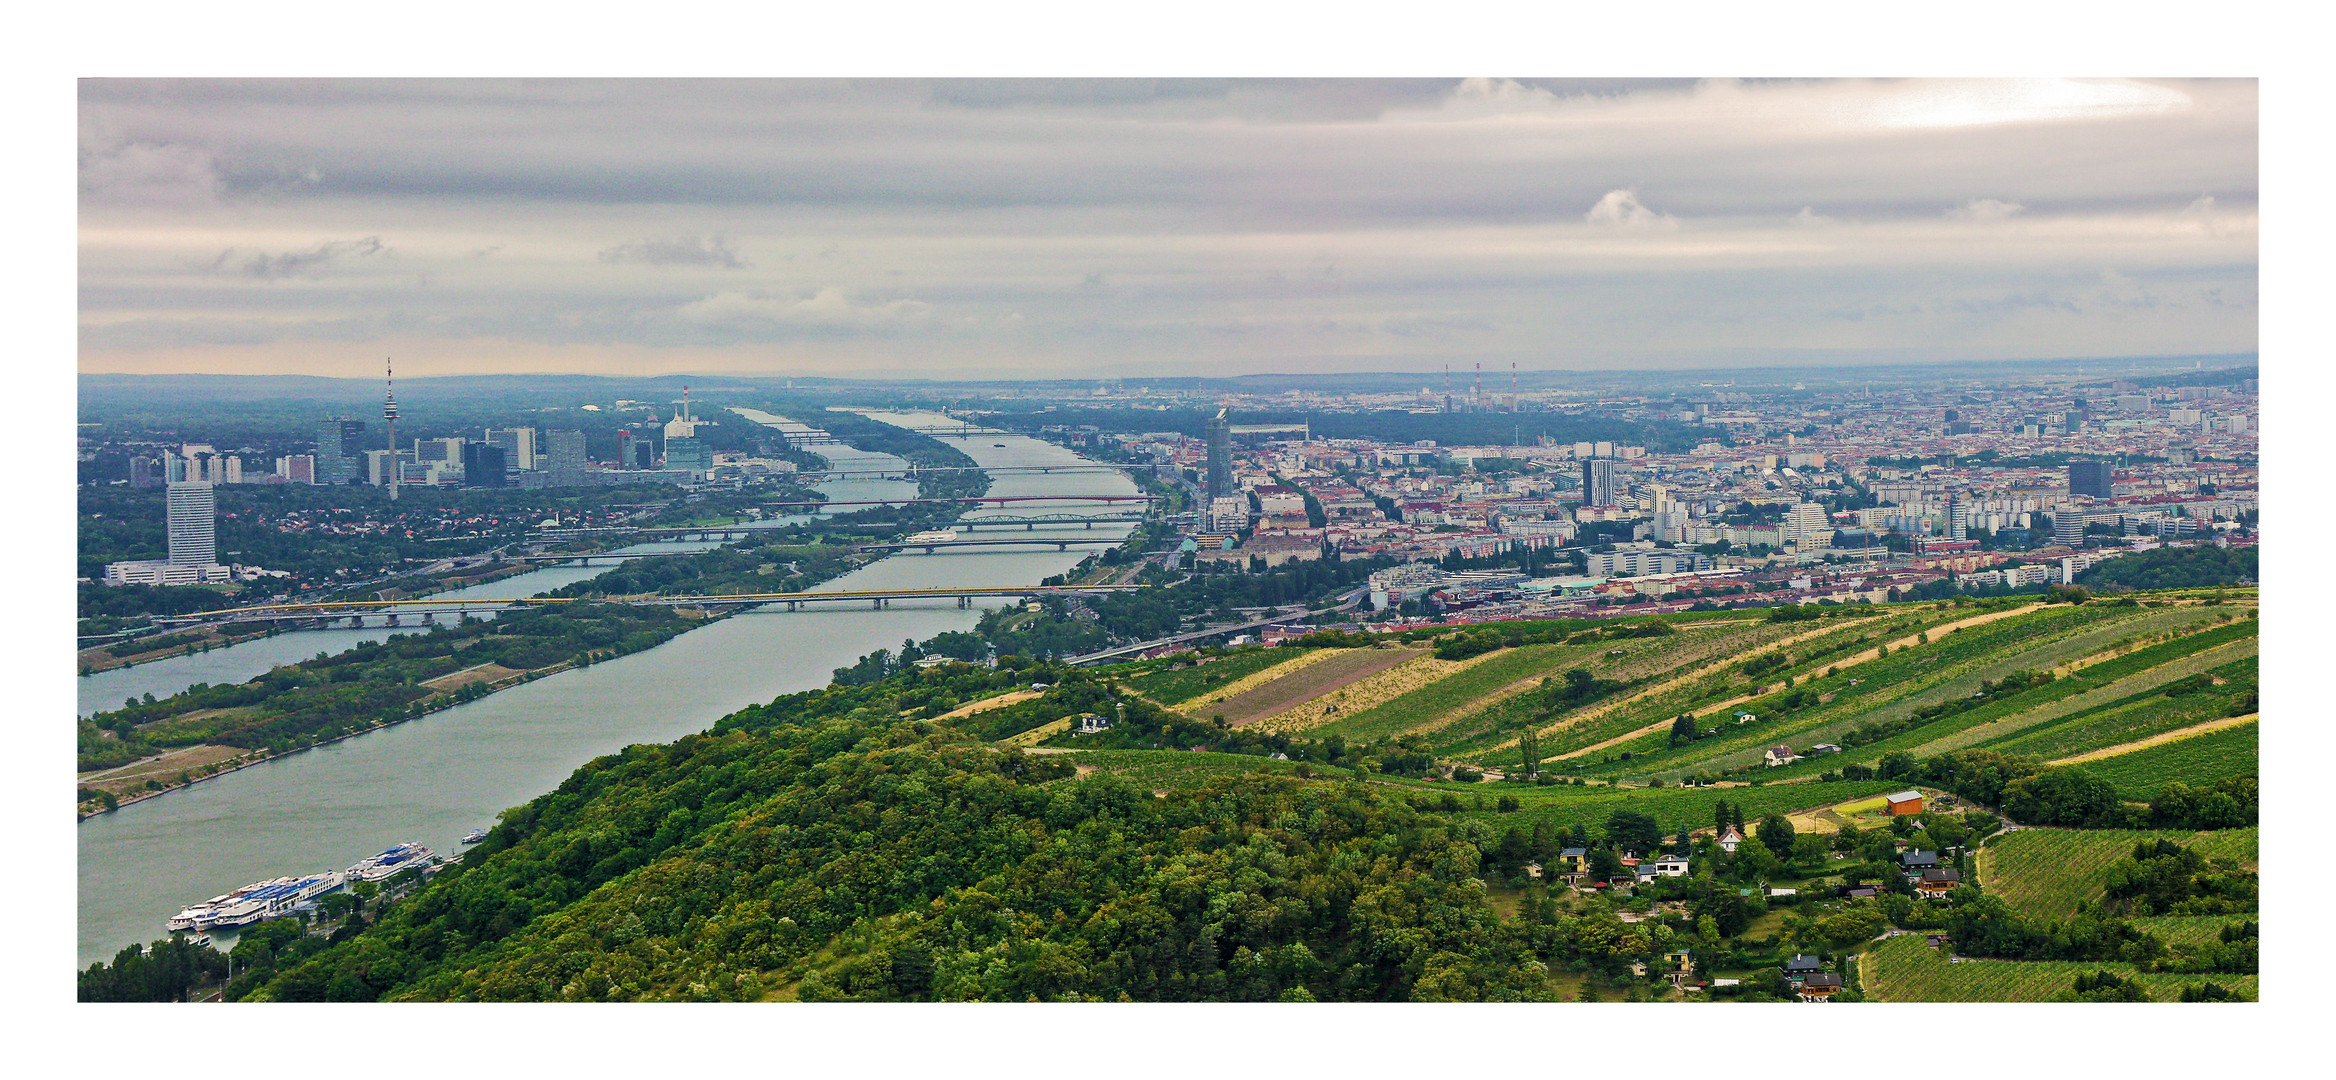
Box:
[1783, 954, 1824, 976]
[1763, 744, 1800, 767]
[1916, 867, 1962, 896]
[1901, 849, 1941, 871]
[1798, 973, 1846, 1001]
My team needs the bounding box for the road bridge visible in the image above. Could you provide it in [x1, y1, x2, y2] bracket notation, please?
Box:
[857, 537, 1126, 554]
[152, 585, 1155, 627]
[952, 512, 1148, 531]
[796, 464, 1158, 480]
[758, 494, 1159, 512]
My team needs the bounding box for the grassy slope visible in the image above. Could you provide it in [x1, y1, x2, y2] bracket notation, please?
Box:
[1863, 933, 2255, 1002]
[1978, 827, 2259, 921]
[2082, 722, 2259, 800]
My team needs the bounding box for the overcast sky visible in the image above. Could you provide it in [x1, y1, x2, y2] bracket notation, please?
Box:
[77, 78, 2257, 381]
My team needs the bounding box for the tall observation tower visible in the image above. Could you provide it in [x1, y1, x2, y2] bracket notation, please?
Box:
[383, 357, 400, 501]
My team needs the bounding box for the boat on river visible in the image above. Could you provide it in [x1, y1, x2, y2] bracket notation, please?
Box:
[903, 529, 960, 544]
[166, 871, 344, 931]
[347, 842, 435, 882]
[460, 828, 489, 844]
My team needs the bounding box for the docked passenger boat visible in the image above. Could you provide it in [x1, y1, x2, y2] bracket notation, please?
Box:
[903, 529, 960, 544]
[460, 828, 489, 845]
[167, 871, 344, 932]
[346, 842, 436, 882]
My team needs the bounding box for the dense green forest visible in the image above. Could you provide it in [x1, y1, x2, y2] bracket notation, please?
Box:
[2077, 545, 2257, 591]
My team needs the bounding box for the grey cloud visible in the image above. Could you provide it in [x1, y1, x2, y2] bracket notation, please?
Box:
[75, 78, 2257, 376]
[210, 236, 386, 279]
[598, 235, 748, 268]
[80, 140, 220, 207]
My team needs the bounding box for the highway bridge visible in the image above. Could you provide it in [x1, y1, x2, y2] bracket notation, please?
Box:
[858, 536, 1125, 554]
[529, 509, 1151, 543]
[509, 533, 1130, 562]
[151, 584, 1155, 627]
[796, 464, 1159, 480]
[759, 494, 1161, 512]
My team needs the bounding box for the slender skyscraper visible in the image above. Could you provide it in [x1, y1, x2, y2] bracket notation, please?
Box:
[166, 481, 217, 566]
[1205, 408, 1233, 499]
[383, 358, 401, 501]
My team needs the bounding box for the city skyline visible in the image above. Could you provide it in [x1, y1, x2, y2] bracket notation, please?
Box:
[79, 78, 2257, 381]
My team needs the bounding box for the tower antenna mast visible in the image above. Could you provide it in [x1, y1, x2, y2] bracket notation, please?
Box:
[383, 357, 400, 502]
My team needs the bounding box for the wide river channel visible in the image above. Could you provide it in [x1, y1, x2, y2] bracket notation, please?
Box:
[77, 410, 1138, 964]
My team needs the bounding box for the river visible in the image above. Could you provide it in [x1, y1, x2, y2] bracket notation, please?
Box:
[76, 410, 1136, 964]
[75, 421, 918, 719]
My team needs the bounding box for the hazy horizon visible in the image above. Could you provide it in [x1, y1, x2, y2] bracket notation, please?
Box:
[81, 78, 2258, 380]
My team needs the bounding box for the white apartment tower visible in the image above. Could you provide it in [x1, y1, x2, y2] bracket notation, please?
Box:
[166, 481, 218, 566]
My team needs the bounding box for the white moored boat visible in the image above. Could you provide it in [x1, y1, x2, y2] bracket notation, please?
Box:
[346, 842, 435, 882]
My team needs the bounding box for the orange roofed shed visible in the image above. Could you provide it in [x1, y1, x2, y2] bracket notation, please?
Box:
[1886, 790, 1925, 816]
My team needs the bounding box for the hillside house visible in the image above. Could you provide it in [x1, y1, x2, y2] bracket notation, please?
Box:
[1798, 973, 1845, 1001]
[1886, 790, 1925, 815]
[1556, 847, 1590, 884]
[1916, 868, 1962, 896]
[1074, 713, 1112, 735]
[1716, 827, 1743, 853]
[1783, 954, 1825, 976]
[1659, 949, 1697, 985]
[1764, 744, 1800, 768]
[1901, 850, 1941, 872]
[1650, 853, 1691, 878]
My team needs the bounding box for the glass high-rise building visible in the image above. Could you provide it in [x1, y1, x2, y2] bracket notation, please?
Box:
[2068, 459, 2113, 499]
[460, 442, 509, 487]
[1205, 409, 1232, 499]
[166, 481, 217, 566]
[315, 418, 367, 484]
[487, 427, 539, 471]
[1581, 458, 1617, 507]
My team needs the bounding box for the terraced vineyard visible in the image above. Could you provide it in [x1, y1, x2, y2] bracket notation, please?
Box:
[2082, 721, 2260, 799]
[1863, 933, 2257, 1002]
[1123, 646, 1325, 706]
[1978, 827, 2260, 920]
[1066, 596, 2258, 796]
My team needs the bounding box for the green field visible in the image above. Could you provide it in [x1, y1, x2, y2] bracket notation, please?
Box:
[1862, 933, 2256, 1002]
[1978, 827, 2259, 921]
[2083, 722, 2259, 800]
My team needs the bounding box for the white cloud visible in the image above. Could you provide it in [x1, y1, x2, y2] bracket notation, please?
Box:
[1950, 198, 2025, 221]
[1794, 206, 1832, 226]
[1585, 189, 1677, 229]
[599, 235, 748, 268]
[677, 287, 930, 329]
